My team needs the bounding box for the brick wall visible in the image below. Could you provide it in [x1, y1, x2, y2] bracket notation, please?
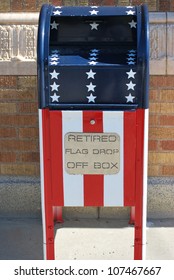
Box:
[0, 76, 39, 176]
[0, 0, 174, 12]
[0, 1, 174, 177]
[149, 76, 174, 176]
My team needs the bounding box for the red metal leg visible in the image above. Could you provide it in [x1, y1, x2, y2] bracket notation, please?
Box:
[129, 206, 135, 225]
[53, 206, 64, 223]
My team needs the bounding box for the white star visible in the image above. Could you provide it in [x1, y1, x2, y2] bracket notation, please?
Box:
[126, 10, 135, 15]
[127, 53, 136, 57]
[86, 69, 96, 79]
[90, 22, 99, 30]
[126, 69, 136, 79]
[127, 57, 135, 61]
[128, 49, 136, 53]
[50, 82, 60, 91]
[50, 70, 60, 79]
[89, 52, 98, 57]
[88, 61, 98, 65]
[127, 61, 135, 65]
[129, 20, 137, 28]
[86, 82, 96, 92]
[89, 10, 99, 15]
[91, 49, 99, 53]
[89, 57, 97, 61]
[86, 93, 96, 103]
[50, 21, 59, 29]
[126, 81, 136, 90]
[53, 10, 62, 15]
[50, 93, 60, 102]
[50, 57, 60, 61]
[125, 93, 135, 103]
[50, 61, 59, 65]
[51, 54, 59, 57]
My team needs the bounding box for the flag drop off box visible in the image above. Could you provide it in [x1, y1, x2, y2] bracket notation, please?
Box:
[37, 4, 149, 260]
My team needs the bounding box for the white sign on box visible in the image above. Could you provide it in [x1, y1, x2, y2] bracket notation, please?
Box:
[64, 132, 120, 175]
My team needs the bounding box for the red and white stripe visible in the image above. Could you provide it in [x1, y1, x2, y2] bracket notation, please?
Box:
[40, 109, 137, 207]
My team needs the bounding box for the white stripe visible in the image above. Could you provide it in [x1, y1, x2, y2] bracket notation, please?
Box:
[103, 111, 124, 206]
[38, 109, 47, 259]
[62, 111, 84, 206]
[142, 109, 149, 259]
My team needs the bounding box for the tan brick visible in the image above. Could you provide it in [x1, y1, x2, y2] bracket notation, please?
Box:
[148, 140, 158, 151]
[149, 127, 174, 139]
[171, 1, 174, 11]
[165, 76, 174, 87]
[160, 90, 174, 102]
[150, 76, 174, 88]
[161, 166, 174, 176]
[118, 0, 130, 5]
[102, 0, 115, 4]
[11, 0, 23, 11]
[150, 103, 174, 114]
[159, 0, 170, 11]
[149, 90, 159, 102]
[17, 76, 36, 89]
[150, 76, 164, 88]
[0, 152, 16, 162]
[24, 0, 36, 11]
[148, 165, 160, 176]
[160, 103, 174, 114]
[17, 103, 38, 114]
[159, 115, 174, 126]
[0, 115, 38, 127]
[159, 140, 174, 151]
[0, 103, 17, 114]
[149, 152, 174, 165]
[0, 140, 38, 151]
[76, 0, 89, 5]
[19, 128, 39, 138]
[0, 76, 17, 88]
[0, 0, 10, 12]
[0, 89, 36, 102]
[19, 152, 40, 162]
[63, 0, 76, 5]
[0, 128, 17, 138]
[149, 114, 159, 126]
[149, 103, 161, 114]
[0, 164, 37, 176]
[50, 0, 63, 6]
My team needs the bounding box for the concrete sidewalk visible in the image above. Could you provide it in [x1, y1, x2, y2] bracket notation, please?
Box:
[0, 218, 174, 260]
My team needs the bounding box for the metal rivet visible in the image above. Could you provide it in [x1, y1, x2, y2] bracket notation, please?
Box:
[90, 119, 95, 125]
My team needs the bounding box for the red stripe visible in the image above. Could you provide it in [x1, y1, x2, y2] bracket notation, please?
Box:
[124, 111, 136, 206]
[42, 109, 55, 259]
[50, 111, 64, 206]
[83, 111, 104, 206]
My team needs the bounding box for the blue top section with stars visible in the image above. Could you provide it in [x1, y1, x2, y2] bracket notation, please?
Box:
[37, 4, 149, 110]
[51, 6, 136, 16]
